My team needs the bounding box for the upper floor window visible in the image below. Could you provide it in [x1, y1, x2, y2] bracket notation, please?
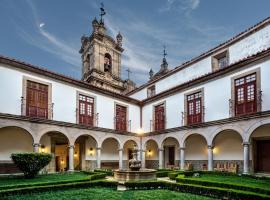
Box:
[187, 91, 202, 125]
[212, 50, 229, 71]
[115, 104, 127, 131]
[79, 94, 94, 126]
[234, 73, 257, 116]
[154, 103, 165, 131]
[147, 85, 156, 98]
[104, 53, 112, 73]
[26, 80, 48, 119]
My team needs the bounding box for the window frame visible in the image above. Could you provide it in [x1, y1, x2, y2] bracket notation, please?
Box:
[147, 85, 156, 98]
[212, 49, 229, 71]
[152, 101, 166, 131]
[114, 102, 129, 132]
[22, 76, 52, 119]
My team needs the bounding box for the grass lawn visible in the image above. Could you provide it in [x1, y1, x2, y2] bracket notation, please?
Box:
[2, 188, 214, 200]
[188, 174, 270, 190]
[0, 172, 89, 188]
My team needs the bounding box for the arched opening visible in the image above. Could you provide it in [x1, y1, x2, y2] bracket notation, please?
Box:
[101, 138, 119, 169]
[249, 124, 270, 173]
[0, 126, 34, 174]
[162, 137, 179, 168]
[39, 131, 70, 172]
[74, 135, 98, 171]
[104, 53, 112, 73]
[123, 140, 137, 169]
[145, 139, 158, 169]
[212, 130, 243, 173]
[185, 134, 208, 170]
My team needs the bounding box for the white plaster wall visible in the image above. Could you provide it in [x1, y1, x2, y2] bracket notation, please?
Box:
[213, 130, 243, 160]
[39, 134, 51, 153]
[185, 135, 208, 160]
[0, 64, 140, 131]
[85, 137, 97, 160]
[0, 127, 33, 160]
[130, 24, 270, 100]
[229, 25, 270, 64]
[251, 124, 270, 138]
[142, 59, 270, 132]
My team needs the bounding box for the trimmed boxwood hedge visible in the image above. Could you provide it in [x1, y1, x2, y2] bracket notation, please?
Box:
[11, 153, 52, 178]
[94, 169, 114, 176]
[0, 180, 118, 197]
[176, 175, 270, 195]
[0, 171, 107, 191]
[124, 181, 270, 200]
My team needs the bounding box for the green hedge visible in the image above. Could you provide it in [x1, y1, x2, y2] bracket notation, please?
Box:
[176, 175, 270, 195]
[0, 171, 107, 191]
[94, 169, 114, 176]
[124, 181, 270, 200]
[0, 180, 117, 197]
[156, 170, 172, 177]
[11, 153, 52, 178]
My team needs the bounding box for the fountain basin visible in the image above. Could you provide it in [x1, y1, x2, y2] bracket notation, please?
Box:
[114, 169, 157, 182]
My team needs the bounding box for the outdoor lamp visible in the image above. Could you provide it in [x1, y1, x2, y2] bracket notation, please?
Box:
[41, 145, 45, 153]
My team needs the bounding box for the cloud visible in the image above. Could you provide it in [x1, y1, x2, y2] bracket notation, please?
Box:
[159, 0, 200, 13]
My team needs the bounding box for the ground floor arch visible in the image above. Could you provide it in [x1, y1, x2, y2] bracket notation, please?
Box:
[212, 129, 243, 173]
[185, 134, 208, 170]
[144, 139, 159, 169]
[101, 137, 120, 169]
[249, 124, 270, 173]
[0, 126, 34, 174]
[162, 137, 180, 168]
[123, 140, 137, 169]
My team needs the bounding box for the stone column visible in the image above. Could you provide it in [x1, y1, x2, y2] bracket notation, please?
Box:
[141, 149, 146, 169]
[118, 148, 123, 170]
[180, 147, 185, 170]
[158, 148, 164, 169]
[243, 142, 250, 174]
[97, 147, 101, 169]
[208, 145, 214, 171]
[68, 145, 74, 172]
[33, 143, 40, 153]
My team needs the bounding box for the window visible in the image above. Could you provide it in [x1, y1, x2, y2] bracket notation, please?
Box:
[187, 91, 202, 125]
[147, 85, 156, 97]
[154, 103, 165, 131]
[115, 104, 127, 131]
[234, 73, 257, 116]
[26, 80, 48, 119]
[212, 50, 229, 71]
[104, 53, 112, 73]
[79, 94, 94, 126]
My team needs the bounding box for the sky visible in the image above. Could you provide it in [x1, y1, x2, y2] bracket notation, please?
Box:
[0, 0, 269, 85]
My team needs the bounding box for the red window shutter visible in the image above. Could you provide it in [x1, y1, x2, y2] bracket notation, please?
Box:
[116, 105, 127, 131]
[79, 95, 94, 126]
[154, 104, 165, 131]
[26, 81, 48, 119]
[235, 73, 257, 116]
[187, 92, 202, 125]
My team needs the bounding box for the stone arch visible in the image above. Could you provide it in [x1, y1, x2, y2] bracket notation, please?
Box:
[209, 125, 244, 146]
[144, 138, 159, 169]
[37, 127, 71, 145]
[122, 138, 140, 149]
[72, 133, 99, 148]
[181, 132, 207, 147]
[101, 137, 120, 169]
[142, 137, 160, 149]
[0, 125, 35, 143]
[160, 136, 180, 148]
[100, 136, 121, 149]
[245, 118, 270, 142]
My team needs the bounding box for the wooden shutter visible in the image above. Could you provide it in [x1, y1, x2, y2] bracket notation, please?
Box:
[154, 104, 165, 131]
[79, 94, 94, 126]
[26, 80, 48, 119]
[187, 92, 202, 125]
[116, 105, 127, 131]
[235, 73, 257, 116]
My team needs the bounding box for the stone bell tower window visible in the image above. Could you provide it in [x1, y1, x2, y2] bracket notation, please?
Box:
[104, 53, 112, 73]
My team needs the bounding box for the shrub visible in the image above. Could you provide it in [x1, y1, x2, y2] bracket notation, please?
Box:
[11, 153, 52, 178]
[168, 172, 181, 180]
[94, 169, 113, 176]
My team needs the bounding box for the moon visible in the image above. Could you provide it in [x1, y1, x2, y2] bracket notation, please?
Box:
[39, 23, 45, 28]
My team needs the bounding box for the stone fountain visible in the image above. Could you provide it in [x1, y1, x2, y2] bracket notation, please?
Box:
[114, 145, 156, 182]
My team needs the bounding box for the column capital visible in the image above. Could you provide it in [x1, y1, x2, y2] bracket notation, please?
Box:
[96, 147, 102, 150]
[33, 143, 40, 147]
[180, 147, 185, 150]
[68, 145, 75, 149]
[158, 148, 164, 151]
[242, 142, 250, 146]
[207, 145, 214, 149]
[118, 148, 123, 151]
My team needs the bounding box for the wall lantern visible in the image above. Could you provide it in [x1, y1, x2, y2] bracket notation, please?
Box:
[74, 151, 78, 157]
[147, 149, 152, 157]
[41, 145, 45, 153]
[61, 159, 64, 165]
[213, 147, 218, 154]
[89, 147, 94, 156]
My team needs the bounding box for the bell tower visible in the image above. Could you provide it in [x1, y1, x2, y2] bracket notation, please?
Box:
[79, 4, 134, 94]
